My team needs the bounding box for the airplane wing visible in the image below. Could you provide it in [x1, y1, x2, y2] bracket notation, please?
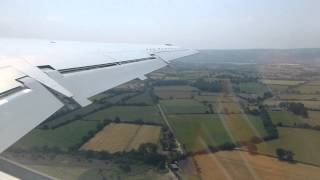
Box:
[0, 38, 198, 153]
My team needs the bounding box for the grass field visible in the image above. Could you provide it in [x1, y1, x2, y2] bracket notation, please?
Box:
[86, 106, 162, 123]
[221, 114, 268, 142]
[81, 123, 161, 153]
[262, 79, 305, 86]
[160, 99, 208, 114]
[269, 111, 304, 126]
[238, 82, 269, 95]
[189, 151, 320, 180]
[13, 120, 100, 151]
[105, 92, 137, 103]
[167, 114, 232, 152]
[257, 127, 320, 166]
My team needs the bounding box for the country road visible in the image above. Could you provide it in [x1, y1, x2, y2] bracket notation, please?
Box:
[157, 104, 184, 154]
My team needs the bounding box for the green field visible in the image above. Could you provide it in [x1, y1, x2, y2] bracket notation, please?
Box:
[195, 95, 218, 102]
[257, 127, 320, 166]
[154, 85, 198, 91]
[295, 85, 320, 94]
[262, 80, 305, 86]
[105, 93, 137, 103]
[269, 111, 304, 126]
[125, 90, 154, 105]
[160, 99, 208, 114]
[167, 114, 232, 152]
[41, 102, 106, 128]
[13, 120, 100, 151]
[86, 106, 162, 123]
[239, 82, 269, 95]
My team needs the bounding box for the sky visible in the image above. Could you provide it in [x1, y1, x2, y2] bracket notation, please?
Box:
[0, 0, 319, 49]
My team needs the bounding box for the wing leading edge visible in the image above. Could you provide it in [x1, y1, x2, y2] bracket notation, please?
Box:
[0, 38, 198, 153]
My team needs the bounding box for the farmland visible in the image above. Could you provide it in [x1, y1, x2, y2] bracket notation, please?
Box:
[187, 151, 320, 180]
[81, 123, 161, 153]
[86, 105, 162, 123]
[167, 114, 232, 152]
[154, 85, 197, 99]
[160, 99, 208, 114]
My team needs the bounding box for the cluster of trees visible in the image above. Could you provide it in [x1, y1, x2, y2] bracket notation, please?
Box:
[111, 143, 167, 169]
[277, 122, 320, 132]
[280, 102, 308, 117]
[160, 126, 177, 151]
[259, 107, 279, 140]
[276, 148, 295, 162]
[187, 142, 237, 156]
[192, 79, 222, 92]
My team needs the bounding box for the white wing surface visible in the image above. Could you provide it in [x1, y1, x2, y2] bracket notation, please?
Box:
[0, 38, 198, 153]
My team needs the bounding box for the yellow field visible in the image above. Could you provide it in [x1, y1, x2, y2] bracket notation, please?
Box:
[81, 123, 161, 153]
[221, 114, 267, 142]
[306, 111, 320, 126]
[126, 125, 161, 150]
[216, 95, 242, 114]
[217, 102, 242, 114]
[190, 151, 320, 180]
[262, 79, 304, 86]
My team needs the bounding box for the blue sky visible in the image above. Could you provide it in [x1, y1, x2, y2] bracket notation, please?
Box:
[0, 0, 319, 49]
